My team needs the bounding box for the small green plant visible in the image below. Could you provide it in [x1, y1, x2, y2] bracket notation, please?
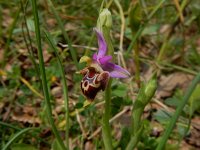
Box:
[1, 0, 200, 150]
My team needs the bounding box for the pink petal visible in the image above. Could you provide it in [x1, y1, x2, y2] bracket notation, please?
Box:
[94, 28, 107, 58]
[92, 53, 97, 61]
[99, 55, 112, 65]
[102, 62, 130, 78]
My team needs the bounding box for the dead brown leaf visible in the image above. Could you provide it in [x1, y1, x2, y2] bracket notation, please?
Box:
[51, 86, 62, 98]
[11, 105, 41, 125]
[156, 72, 193, 99]
[184, 116, 200, 149]
[185, 126, 200, 148]
[84, 140, 95, 150]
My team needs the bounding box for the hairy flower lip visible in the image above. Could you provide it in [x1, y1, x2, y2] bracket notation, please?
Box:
[92, 28, 130, 78]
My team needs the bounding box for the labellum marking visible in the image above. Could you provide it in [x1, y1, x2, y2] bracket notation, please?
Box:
[80, 66, 110, 101]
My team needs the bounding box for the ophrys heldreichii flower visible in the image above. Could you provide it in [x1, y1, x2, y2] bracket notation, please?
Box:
[79, 28, 130, 101]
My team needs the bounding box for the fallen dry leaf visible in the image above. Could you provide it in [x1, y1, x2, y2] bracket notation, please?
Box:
[11, 105, 41, 125]
[185, 126, 200, 148]
[84, 140, 95, 150]
[184, 116, 200, 148]
[156, 72, 194, 99]
[51, 86, 62, 98]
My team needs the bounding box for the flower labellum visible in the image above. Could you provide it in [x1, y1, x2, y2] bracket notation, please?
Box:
[79, 28, 130, 100]
[80, 67, 110, 101]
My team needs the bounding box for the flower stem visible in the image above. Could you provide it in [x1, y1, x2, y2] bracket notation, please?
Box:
[102, 23, 114, 150]
[133, 42, 140, 87]
[126, 74, 157, 150]
[31, 1, 66, 150]
[102, 79, 113, 150]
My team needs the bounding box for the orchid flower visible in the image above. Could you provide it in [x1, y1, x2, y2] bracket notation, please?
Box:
[79, 28, 130, 101]
[92, 28, 130, 78]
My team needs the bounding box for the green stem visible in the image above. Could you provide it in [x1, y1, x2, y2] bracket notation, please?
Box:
[133, 42, 140, 87]
[126, 74, 157, 150]
[0, 121, 21, 131]
[157, 39, 168, 62]
[126, 86, 145, 150]
[139, 56, 197, 75]
[31, 1, 66, 150]
[161, 62, 197, 75]
[102, 79, 113, 150]
[126, 125, 143, 150]
[102, 25, 114, 150]
[125, 25, 144, 56]
[157, 0, 188, 61]
[131, 84, 146, 136]
[21, 0, 40, 82]
[47, 0, 79, 69]
[44, 30, 69, 150]
[125, 0, 165, 56]
[156, 72, 200, 150]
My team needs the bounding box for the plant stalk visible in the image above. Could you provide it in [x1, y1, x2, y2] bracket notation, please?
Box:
[44, 30, 69, 149]
[101, 26, 114, 150]
[102, 79, 113, 150]
[31, 0, 66, 149]
[133, 42, 140, 87]
[47, 0, 79, 69]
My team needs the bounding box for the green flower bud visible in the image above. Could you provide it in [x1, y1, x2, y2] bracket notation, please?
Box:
[97, 8, 112, 30]
[144, 73, 157, 103]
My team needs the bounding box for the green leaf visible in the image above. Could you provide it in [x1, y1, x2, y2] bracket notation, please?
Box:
[26, 19, 35, 32]
[8, 65, 21, 79]
[112, 84, 127, 97]
[118, 127, 131, 149]
[11, 144, 37, 150]
[52, 139, 63, 150]
[142, 24, 160, 35]
[164, 97, 181, 107]
[153, 109, 172, 124]
[177, 122, 189, 138]
[0, 87, 6, 99]
[75, 102, 83, 109]
[111, 97, 122, 116]
[164, 143, 179, 150]
[189, 84, 200, 116]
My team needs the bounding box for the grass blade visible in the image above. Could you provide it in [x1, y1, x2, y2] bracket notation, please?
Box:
[44, 30, 70, 150]
[47, 0, 79, 69]
[156, 72, 200, 150]
[21, 0, 41, 82]
[125, 0, 165, 56]
[30, 0, 66, 149]
[0, 121, 21, 131]
[2, 128, 34, 150]
[102, 79, 113, 150]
